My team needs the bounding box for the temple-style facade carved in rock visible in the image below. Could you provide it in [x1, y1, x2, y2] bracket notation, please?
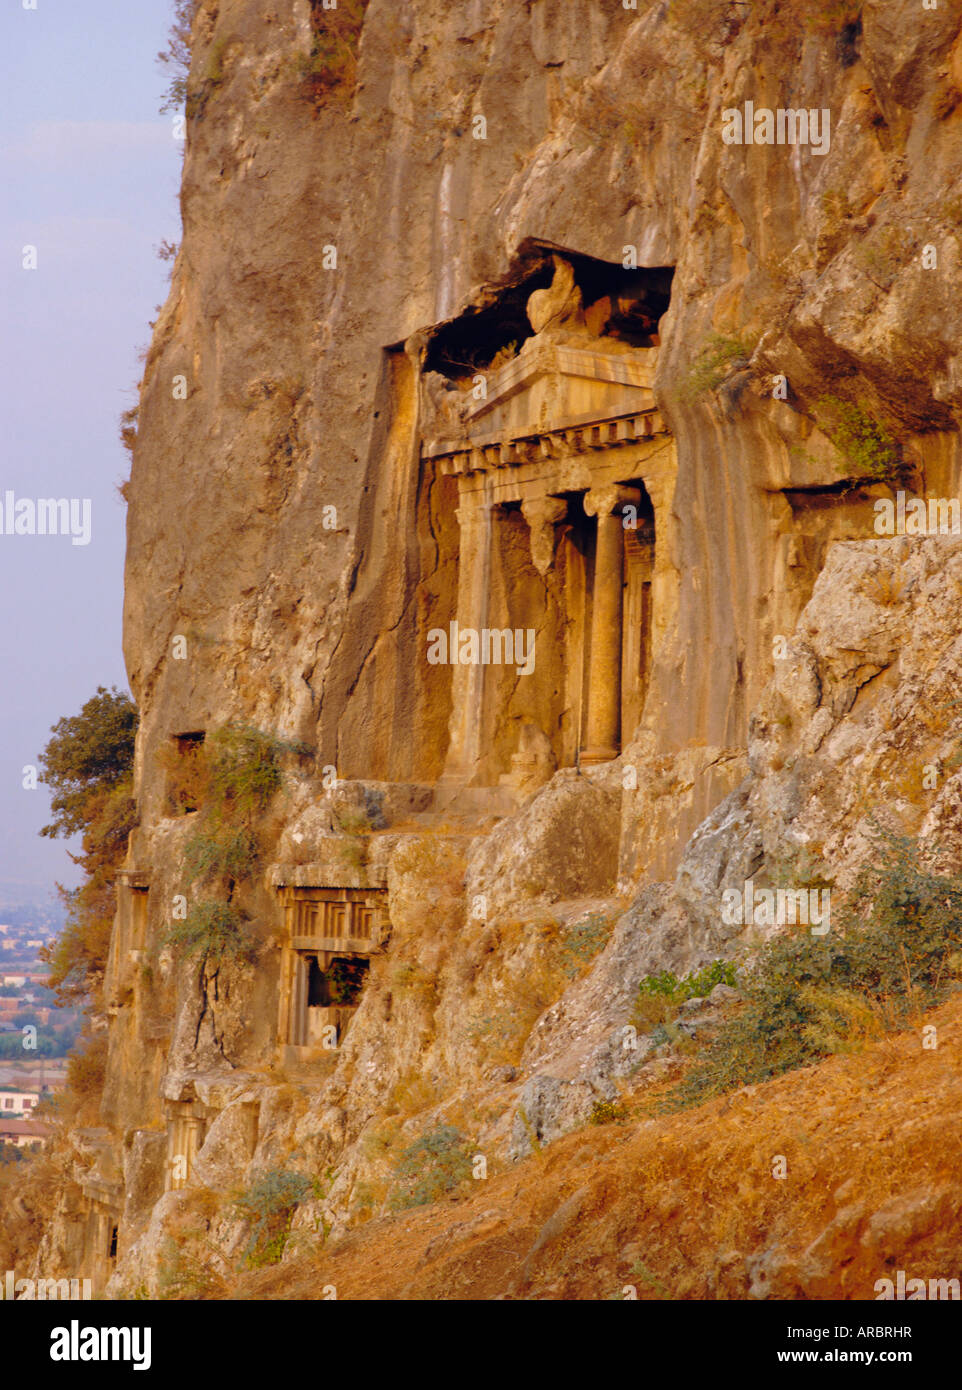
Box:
[104, 872, 149, 1011]
[275, 883, 390, 1059]
[165, 1097, 209, 1192]
[420, 252, 675, 790]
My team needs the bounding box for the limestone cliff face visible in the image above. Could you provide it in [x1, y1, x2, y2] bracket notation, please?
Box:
[32, 0, 962, 1295]
[128, 0, 962, 797]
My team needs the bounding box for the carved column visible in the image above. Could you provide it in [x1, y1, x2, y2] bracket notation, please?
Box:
[442, 488, 492, 781]
[581, 485, 640, 764]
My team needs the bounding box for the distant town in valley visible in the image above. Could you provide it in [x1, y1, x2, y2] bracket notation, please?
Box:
[0, 892, 73, 1156]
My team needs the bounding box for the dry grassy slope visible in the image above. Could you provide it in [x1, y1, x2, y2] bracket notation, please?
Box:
[236, 996, 962, 1300]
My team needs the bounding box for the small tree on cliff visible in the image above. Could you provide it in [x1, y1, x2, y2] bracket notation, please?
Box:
[158, 0, 201, 114]
[38, 687, 138, 1005]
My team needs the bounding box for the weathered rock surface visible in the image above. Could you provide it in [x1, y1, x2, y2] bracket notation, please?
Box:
[465, 770, 621, 912]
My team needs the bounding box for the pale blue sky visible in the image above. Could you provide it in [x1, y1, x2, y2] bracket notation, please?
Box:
[1, 0, 182, 899]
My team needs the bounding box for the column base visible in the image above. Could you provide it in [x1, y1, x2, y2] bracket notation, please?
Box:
[579, 746, 619, 766]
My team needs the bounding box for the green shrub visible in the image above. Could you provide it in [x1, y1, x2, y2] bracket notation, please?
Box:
[156, 1236, 220, 1300]
[234, 1169, 315, 1268]
[682, 333, 756, 401]
[634, 959, 738, 1028]
[65, 1032, 108, 1100]
[203, 725, 306, 823]
[819, 395, 900, 481]
[589, 1098, 628, 1125]
[664, 828, 962, 1109]
[183, 826, 260, 883]
[648, 1019, 699, 1055]
[389, 1124, 474, 1210]
[169, 725, 310, 965]
[166, 901, 257, 966]
[560, 912, 614, 978]
[639, 959, 738, 1003]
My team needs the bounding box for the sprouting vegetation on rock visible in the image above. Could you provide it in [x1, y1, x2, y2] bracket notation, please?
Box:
[634, 959, 738, 1029]
[389, 1124, 475, 1210]
[682, 332, 756, 401]
[164, 725, 310, 968]
[234, 1169, 315, 1268]
[157, 0, 200, 115]
[819, 395, 901, 482]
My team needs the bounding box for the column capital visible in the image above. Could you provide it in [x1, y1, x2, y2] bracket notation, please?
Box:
[583, 483, 641, 519]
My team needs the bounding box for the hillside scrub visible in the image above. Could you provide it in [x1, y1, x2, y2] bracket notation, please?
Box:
[664, 829, 962, 1109]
